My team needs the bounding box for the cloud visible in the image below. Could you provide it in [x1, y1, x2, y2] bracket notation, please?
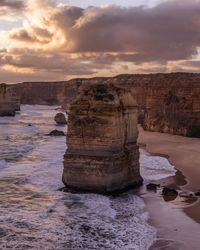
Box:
[0, 48, 99, 82]
[0, 0, 24, 9]
[8, 1, 200, 61]
[1, 0, 200, 82]
[0, 0, 25, 17]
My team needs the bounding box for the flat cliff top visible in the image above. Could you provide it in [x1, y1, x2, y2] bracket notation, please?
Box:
[5, 72, 200, 88]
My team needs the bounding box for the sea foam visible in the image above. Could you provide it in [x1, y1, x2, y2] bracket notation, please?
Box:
[140, 149, 176, 182]
[0, 105, 161, 250]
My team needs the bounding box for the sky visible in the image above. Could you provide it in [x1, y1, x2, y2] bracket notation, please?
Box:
[0, 0, 200, 83]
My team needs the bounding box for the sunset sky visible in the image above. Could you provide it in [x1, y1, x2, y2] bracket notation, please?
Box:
[0, 0, 200, 83]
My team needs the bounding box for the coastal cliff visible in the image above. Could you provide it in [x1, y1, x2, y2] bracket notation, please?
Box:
[63, 84, 142, 193]
[10, 73, 200, 137]
[110, 73, 200, 137]
[10, 82, 68, 105]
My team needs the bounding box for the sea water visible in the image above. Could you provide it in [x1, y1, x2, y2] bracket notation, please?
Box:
[0, 105, 176, 250]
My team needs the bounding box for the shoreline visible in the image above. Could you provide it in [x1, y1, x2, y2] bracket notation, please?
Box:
[138, 126, 200, 250]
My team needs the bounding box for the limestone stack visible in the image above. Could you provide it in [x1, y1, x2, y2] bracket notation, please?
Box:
[0, 83, 17, 116]
[63, 84, 143, 193]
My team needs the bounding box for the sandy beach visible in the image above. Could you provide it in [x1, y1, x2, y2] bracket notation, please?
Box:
[138, 126, 200, 250]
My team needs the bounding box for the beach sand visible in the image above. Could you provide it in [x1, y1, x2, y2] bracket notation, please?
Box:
[138, 126, 200, 250]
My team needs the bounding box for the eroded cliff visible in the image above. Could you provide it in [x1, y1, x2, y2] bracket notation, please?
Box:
[0, 83, 19, 116]
[10, 73, 200, 137]
[63, 84, 142, 193]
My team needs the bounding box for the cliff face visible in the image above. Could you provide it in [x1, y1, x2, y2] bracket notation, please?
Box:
[0, 83, 18, 116]
[60, 73, 200, 137]
[63, 84, 142, 193]
[143, 79, 200, 137]
[11, 82, 68, 105]
[10, 73, 200, 137]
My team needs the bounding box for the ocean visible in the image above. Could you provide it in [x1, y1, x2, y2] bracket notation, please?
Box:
[0, 105, 176, 250]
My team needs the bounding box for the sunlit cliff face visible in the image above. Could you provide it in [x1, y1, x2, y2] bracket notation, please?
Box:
[1, 0, 200, 82]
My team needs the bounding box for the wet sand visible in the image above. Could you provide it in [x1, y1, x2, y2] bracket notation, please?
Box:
[138, 126, 200, 250]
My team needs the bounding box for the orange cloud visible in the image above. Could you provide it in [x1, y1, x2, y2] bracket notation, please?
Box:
[1, 0, 200, 82]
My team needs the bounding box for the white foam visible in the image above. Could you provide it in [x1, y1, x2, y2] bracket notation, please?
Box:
[140, 149, 176, 182]
[0, 105, 157, 250]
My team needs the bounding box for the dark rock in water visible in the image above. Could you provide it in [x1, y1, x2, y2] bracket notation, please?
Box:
[28, 124, 32, 127]
[48, 130, 65, 136]
[146, 183, 160, 192]
[162, 187, 178, 202]
[54, 113, 67, 125]
[162, 187, 178, 196]
[195, 191, 200, 196]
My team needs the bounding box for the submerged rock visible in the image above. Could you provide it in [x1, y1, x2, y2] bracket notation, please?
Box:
[48, 130, 65, 136]
[63, 84, 143, 194]
[54, 112, 67, 125]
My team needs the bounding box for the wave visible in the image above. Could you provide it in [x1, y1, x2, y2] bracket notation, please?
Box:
[140, 149, 176, 182]
[0, 160, 7, 169]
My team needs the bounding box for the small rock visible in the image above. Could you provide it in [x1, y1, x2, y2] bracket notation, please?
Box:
[54, 113, 67, 125]
[146, 183, 160, 191]
[48, 130, 65, 136]
[162, 187, 178, 196]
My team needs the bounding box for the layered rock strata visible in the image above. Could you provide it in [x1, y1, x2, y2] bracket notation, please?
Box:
[61, 73, 200, 137]
[0, 83, 18, 116]
[10, 73, 200, 137]
[63, 84, 143, 193]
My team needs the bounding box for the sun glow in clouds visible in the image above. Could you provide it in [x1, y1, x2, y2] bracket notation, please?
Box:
[1, 0, 200, 82]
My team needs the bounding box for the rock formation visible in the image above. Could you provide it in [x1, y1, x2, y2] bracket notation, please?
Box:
[63, 84, 143, 193]
[10, 81, 68, 105]
[0, 83, 18, 116]
[54, 113, 67, 125]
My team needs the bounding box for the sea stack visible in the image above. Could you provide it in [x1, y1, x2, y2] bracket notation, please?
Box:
[63, 84, 143, 193]
[0, 83, 18, 116]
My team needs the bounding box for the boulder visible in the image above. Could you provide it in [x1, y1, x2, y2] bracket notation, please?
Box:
[162, 187, 178, 196]
[54, 113, 67, 125]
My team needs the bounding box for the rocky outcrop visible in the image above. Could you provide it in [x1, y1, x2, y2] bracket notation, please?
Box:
[54, 113, 67, 125]
[0, 83, 18, 116]
[63, 84, 143, 193]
